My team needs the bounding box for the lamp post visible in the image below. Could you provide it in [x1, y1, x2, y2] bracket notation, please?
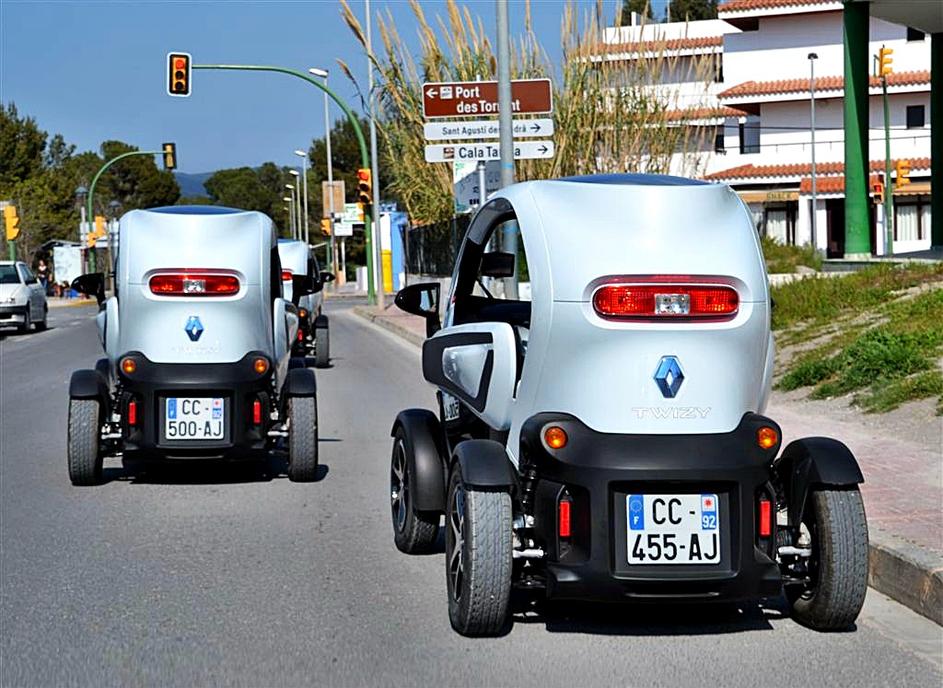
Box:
[75, 186, 89, 272]
[364, 1, 384, 307]
[293, 149, 310, 246]
[308, 67, 337, 277]
[285, 184, 296, 238]
[106, 200, 121, 286]
[288, 171, 302, 241]
[808, 52, 819, 253]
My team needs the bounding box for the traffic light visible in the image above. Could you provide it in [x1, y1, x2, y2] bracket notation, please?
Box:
[94, 215, 106, 237]
[357, 168, 372, 205]
[877, 46, 893, 77]
[872, 179, 884, 205]
[3, 205, 19, 241]
[321, 218, 332, 236]
[162, 142, 177, 170]
[167, 52, 191, 97]
[895, 159, 911, 186]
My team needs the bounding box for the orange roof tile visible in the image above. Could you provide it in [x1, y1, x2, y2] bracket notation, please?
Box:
[706, 158, 930, 181]
[718, 71, 931, 99]
[798, 175, 883, 194]
[666, 106, 747, 121]
[719, 0, 836, 12]
[599, 35, 724, 54]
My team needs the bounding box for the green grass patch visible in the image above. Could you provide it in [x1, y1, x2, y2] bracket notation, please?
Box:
[854, 371, 943, 414]
[761, 236, 823, 274]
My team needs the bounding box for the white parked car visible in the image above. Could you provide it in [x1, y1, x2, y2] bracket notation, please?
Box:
[0, 260, 48, 333]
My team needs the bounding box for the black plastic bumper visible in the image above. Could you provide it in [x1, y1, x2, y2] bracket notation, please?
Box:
[0, 304, 28, 322]
[117, 351, 274, 460]
[520, 413, 783, 602]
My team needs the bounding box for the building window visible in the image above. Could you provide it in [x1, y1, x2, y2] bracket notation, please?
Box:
[714, 57, 724, 83]
[714, 131, 725, 153]
[765, 203, 797, 245]
[894, 198, 931, 242]
[906, 27, 925, 41]
[906, 105, 925, 129]
[739, 116, 760, 154]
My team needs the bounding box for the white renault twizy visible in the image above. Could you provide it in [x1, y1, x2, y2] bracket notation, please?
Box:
[67, 206, 325, 485]
[278, 238, 332, 367]
[390, 175, 869, 636]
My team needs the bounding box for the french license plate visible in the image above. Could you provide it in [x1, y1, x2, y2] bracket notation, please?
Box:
[626, 493, 721, 565]
[164, 397, 225, 440]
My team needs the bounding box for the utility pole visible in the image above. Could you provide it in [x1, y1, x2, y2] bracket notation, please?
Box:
[366, 0, 385, 307]
[495, 0, 518, 299]
[877, 45, 895, 256]
[808, 52, 818, 253]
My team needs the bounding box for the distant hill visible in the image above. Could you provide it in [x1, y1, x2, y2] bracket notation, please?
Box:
[174, 172, 212, 198]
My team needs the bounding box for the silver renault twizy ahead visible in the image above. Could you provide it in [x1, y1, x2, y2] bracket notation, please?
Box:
[67, 206, 324, 485]
[390, 175, 869, 636]
[278, 238, 332, 368]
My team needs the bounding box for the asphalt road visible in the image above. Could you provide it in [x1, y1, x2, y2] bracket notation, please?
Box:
[1, 303, 940, 687]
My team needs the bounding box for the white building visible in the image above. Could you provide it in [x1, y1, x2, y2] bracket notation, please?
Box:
[594, 0, 933, 256]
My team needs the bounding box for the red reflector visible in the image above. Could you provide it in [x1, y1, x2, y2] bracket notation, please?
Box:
[252, 399, 262, 425]
[297, 328, 304, 341]
[593, 283, 738, 319]
[149, 272, 240, 296]
[281, 270, 293, 281]
[127, 400, 138, 426]
[559, 498, 572, 538]
[759, 498, 772, 538]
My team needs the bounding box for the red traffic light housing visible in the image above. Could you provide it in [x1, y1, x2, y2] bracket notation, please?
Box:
[357, 168, 372, 206]
[167, 52, 191, 97]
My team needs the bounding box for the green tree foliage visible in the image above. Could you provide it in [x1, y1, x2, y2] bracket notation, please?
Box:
[203, 163, 295, 233]
[622, 0, 656, 22]
[0, 103, 47, 189]
[669, 0, 718, 21]
[96, 140, 179, 213]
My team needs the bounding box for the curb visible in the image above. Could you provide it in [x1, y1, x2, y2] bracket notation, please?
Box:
[354, 306, 943, 626]
[47, 298, 95, 309]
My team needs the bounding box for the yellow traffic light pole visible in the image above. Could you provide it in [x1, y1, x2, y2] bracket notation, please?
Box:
[189, 63, 376, 305]
[877, 45, 894, 255]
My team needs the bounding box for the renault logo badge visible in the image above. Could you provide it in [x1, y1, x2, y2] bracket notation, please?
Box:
[654, 356, 684, 398]
[185, 315, 204, 342]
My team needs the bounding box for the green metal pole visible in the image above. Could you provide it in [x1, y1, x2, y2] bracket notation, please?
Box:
[842, 1, 871, 258]
[931, 33, 942, 249]
[883, 77, 893, 256]
[193, 64, 376, 305]
[88, 150, 161, 274]
[7, 240, 14, 261]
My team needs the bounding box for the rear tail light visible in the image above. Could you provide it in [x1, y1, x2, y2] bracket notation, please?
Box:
[149, 271, 240, 297]
[281, 270, 293, 282]
[127, 399, 138, 426]
[758, 497, 772, 538]
[252, 357, 269, 375]
[120, 356, 137, 375]
[559, 496, 572, 538]
[757, 426, 779, 450]
[297, 328, 304, 341]
[593, 281, 738, 320]
[252, 399, 262, 425]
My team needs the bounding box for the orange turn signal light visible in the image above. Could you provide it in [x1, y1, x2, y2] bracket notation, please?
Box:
[544, 426, 568, 450]
[120, 357, 137, 375]
[757, 426, 779, 450]
[253, 357, 269, 375]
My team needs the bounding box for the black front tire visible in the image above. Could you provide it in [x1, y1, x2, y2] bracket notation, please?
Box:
[287, 395, 318, 482]
[790, 488, 869, 630]
[315, 325, 329, 368]
[17, 310, 31, 334]
[445, 462, 512, 637]
[68, 399, 103, 486]
[390, 428, 439, 554]
[35, 306, 47, 331]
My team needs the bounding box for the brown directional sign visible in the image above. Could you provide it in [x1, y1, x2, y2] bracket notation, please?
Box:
[422, 79, 552, 118]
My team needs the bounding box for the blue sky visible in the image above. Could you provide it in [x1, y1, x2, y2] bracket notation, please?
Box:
[1, 0, 666, 173]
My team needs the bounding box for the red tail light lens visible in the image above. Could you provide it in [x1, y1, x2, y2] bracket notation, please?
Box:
[252, 399, 262, 425]
[127, 399, 138, 426]
[593, 283, 738, 319]
[149, 271, 240, 297]
[281, 270, 293, 281]
[758, 498, 772, 538]
[559, 497, 572, 538]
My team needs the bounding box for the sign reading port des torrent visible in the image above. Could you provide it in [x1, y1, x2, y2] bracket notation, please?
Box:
[422, 79, 552, 118]
[425, 141, 555, 163]
[423, 118, 554, 141]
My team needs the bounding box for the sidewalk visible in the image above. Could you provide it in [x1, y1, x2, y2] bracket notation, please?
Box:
[46, 296, 95, 308]
[354, 304, 943, 625]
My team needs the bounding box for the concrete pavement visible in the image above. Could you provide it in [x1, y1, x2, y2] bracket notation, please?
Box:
[0, 304, 940, 686]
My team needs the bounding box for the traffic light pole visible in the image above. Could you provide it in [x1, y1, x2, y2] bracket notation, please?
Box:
[192, 63, 376, 305]
[882, 76, 894, 256]
[88, 149, 161, 274]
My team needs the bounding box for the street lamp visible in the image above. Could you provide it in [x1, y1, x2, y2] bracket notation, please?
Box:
[293, 149, 310, 246]
[808, 52, 818, 254]
[289, 170, 302, 242]
[285, 183, 296, 238]
[309, 66, 337, 277]
[75, 186, 89, 272]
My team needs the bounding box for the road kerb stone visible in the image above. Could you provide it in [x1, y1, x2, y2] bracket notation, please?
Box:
[353, 306, 426, 348]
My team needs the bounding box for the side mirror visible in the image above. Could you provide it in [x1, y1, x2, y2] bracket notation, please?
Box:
[71, 272, 106, 307]
[480, 251, 515, 278]
[290, 273, 317, 305]
[395, 282, 441, 337]
[319, 271, 335, 284]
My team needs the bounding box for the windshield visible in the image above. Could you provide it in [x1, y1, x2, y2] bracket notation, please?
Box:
[0, 265, 20, 284]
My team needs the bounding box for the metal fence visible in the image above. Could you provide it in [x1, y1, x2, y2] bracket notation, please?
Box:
[403, 215, 469, 277]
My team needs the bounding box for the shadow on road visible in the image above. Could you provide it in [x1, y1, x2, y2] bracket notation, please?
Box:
[99, 453, 330, 485]
[513, 597, 790, 636]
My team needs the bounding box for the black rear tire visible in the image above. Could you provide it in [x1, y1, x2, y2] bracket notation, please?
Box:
[390, 429, 439, 554]
[68, 399, 103, 486]
[445, 463, 512, 636]
[287, 396, 318, 482]
[315, 325, 329, 368]
[790, 488, 869, 630]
